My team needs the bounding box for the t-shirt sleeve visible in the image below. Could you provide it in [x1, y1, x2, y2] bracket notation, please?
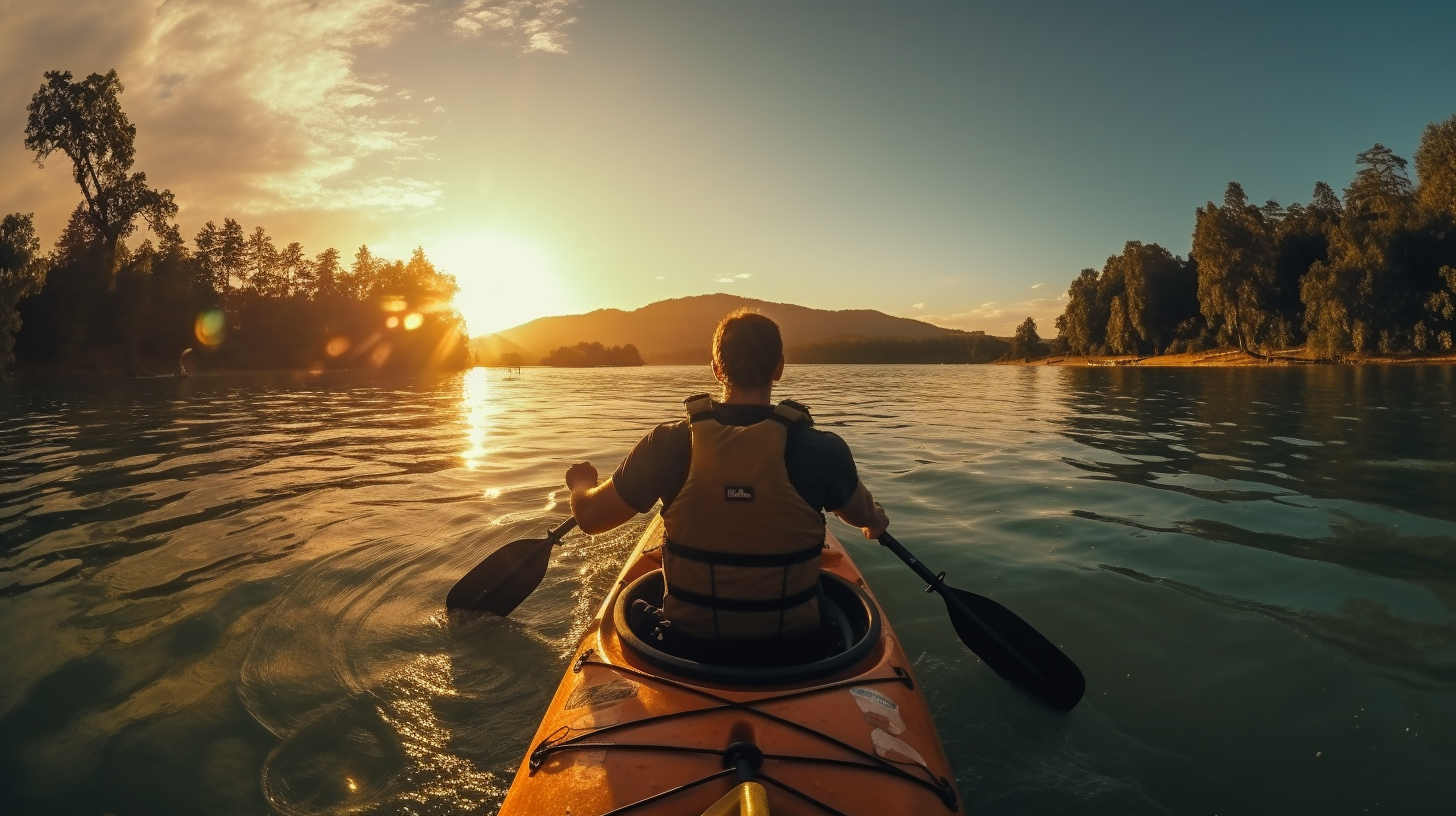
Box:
[612, 422, 689, 514]
[788, 427, 860, 512]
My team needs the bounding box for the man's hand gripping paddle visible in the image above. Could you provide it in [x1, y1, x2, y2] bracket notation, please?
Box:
[446, 518, 577, 615]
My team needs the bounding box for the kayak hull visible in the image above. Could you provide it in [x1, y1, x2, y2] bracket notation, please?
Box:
[497, 516, 963, 816]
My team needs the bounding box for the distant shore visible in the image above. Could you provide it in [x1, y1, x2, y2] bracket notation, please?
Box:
[998, 348, 1456, 367]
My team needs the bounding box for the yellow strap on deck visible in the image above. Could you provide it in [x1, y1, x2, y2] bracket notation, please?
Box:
[699, 781, 769, 816]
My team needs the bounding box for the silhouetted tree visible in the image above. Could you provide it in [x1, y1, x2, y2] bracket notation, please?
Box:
[1010, 317, 1044, 361]
[1, 213, 47, 374]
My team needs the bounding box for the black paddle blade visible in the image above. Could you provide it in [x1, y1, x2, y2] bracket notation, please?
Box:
[445, 535, 554, 615]
[940, 585, 1086, 711]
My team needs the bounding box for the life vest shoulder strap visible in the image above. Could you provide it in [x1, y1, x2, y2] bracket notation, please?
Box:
[678, 395, 815, 426]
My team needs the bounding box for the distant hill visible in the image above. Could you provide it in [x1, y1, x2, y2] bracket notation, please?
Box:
[493, 293, 961, 364]
[468, 333, 535, 366]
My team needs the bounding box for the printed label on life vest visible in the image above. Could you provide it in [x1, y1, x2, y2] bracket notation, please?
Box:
[565, 679, 638, 711]
[724, 486, 755, 501]
[871, 728, 927, 766]
[850, 687, 906, 734]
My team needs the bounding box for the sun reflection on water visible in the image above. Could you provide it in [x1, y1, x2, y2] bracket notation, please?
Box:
[461, 368, 493, 470]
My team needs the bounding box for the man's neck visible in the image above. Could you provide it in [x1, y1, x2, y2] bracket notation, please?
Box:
[719, 386, 773, 405]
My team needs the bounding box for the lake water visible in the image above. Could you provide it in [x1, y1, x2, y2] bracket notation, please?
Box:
[2, 365, 1453, 816]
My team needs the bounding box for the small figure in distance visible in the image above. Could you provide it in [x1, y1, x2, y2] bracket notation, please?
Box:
[563, 309, 889, 664]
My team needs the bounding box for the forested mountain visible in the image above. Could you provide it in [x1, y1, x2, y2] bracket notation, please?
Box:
[1055, 116, 1456, 360]
[0, 70, 468, 376]
[495, 293, 958, 364]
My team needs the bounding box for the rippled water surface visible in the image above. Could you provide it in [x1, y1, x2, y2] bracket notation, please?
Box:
[2, 365, 1454, 815]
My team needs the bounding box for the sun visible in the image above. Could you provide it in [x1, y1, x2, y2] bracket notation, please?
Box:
[431, 234, 569, 336]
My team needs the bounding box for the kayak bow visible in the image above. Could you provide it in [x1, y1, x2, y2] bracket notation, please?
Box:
[497, 516, 963, 816]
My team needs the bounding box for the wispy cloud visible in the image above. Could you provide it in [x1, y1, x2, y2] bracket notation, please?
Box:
[734, 273, 752, 279]
[713, 276, 736, 284]
[1031, 282, 1044, 289]
[910, 303, 924, 309]
[453, 0, 581, 53]
[0, 0, 578, 236]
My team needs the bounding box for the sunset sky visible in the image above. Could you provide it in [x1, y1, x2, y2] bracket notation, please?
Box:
[3, 1, 1454, 336]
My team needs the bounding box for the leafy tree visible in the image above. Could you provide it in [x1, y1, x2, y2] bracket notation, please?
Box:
[348, 245, 377, 300]
[244, 225, 282, 297]
[24, 70, 176, 257]
[1193, 182, 1276, 351]
[1054, 268, 1102, 354]
[1010, 316, 1044, 361]
[1344, 144, 1414, 220]
[313, 248, 343, 299]
[278, 242, 312, 297]
[1415, 114, 1456, 216]
[0, 213, 48, 373]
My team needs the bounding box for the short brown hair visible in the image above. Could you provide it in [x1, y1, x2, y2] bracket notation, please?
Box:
[713, 310, 782, 389]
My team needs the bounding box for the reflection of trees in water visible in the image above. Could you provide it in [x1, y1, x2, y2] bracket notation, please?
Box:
[1055, 367, 1456, 523]
[1103, 564, 1456, 703]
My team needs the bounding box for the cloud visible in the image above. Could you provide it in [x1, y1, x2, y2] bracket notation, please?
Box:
[712, 276, 736, 284]
[911, 303, 924, 309]
[453, 0, 580, 53]
[734, 273, 752, 279]
[1031, 282, 1044, 289]
[0, 0, 577, 242]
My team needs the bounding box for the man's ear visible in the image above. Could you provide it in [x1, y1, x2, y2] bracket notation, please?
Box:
[772, 354, 785, 382]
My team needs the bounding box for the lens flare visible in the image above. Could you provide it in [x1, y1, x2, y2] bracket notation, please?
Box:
[386, 316, 400, 329]
[381, 297, 408, 312]
[194, 310, 226, 347]
[326, 336, 351, 357]
[403, 313, 424, 330]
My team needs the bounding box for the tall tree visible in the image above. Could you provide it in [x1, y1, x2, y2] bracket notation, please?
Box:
[1415, 114, 1456, 216]
[24, 70, 176, 259]
[243, 225, 282, 297]
[1010, 317, 1043, 361]
[1193, 182, 1276, 351]
[313, 248, 343, 299]
[1054, 268, 1102, 355]
[1344, 143, 1414, 220]
[0, 214, 48, 374]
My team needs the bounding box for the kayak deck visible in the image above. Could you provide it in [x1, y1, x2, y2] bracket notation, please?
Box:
[498, 516, 963, 816]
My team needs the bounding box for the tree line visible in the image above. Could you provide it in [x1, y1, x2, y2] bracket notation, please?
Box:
[1054, 116, 1456, 360]
[540, 341, 644, 367]
[788, 332, 1009, 364]
[0, 70, 468, 377]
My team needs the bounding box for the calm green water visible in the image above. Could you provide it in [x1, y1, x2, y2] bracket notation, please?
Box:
[2, 365, 1453, 815]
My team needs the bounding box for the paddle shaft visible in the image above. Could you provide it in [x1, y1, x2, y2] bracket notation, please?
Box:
[878, 530, 1081, 709]
[546, 517, 579, 542]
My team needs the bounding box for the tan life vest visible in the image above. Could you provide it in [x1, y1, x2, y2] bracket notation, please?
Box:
[660, 394, 827, 641]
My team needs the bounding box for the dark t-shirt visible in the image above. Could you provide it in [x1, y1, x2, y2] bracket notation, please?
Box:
[612, 403, 860, 515]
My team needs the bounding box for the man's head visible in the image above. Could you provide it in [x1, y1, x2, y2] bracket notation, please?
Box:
[712, 310, 784, 394]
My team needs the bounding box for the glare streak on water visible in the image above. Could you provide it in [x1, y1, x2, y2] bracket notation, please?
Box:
[1, 365, 1455, 815]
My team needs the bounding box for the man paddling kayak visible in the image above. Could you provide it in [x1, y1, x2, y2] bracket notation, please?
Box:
[564, 310, 890, 659]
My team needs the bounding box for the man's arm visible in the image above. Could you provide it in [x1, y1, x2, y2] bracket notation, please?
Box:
[565, 461, 638, 534]
[832, 479, 889, 539]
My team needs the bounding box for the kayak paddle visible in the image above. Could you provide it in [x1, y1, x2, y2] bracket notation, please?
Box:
[447, 517, 578, 614]
[878, 531, 1086, 711]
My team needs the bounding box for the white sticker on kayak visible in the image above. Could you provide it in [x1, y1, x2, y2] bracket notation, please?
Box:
[566, 679, 638, 711]
[850, 687, 905, 735]
[871, 728, 927, 766]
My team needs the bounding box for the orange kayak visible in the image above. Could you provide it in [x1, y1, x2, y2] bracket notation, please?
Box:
[498, 516, 964, 816]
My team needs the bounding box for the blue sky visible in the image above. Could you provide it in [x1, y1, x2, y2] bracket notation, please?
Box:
[2, 1, 1453, 334]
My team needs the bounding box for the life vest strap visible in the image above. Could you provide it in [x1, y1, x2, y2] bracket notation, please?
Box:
[665, 581, 820, 613]
[665, 538, 822, 567]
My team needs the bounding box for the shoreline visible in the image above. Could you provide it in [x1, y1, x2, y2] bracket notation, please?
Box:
[998, 348, 1456, 367]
